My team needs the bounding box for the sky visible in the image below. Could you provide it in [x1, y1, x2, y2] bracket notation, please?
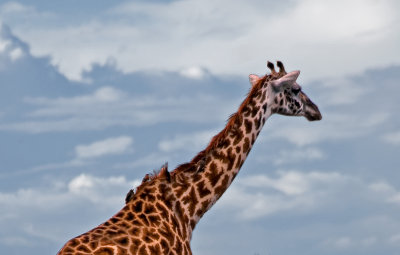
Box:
[0, 0, 399, 254]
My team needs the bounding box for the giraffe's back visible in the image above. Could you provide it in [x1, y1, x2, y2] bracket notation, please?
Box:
[58, 194, 192, 255]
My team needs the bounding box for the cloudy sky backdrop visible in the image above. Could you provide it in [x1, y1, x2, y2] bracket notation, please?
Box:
[0, 0, 399, 254]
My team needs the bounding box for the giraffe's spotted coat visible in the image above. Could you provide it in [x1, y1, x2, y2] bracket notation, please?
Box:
[58, 61, 322, 255]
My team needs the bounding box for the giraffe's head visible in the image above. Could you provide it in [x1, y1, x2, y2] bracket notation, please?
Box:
[252, 61, 322, 121]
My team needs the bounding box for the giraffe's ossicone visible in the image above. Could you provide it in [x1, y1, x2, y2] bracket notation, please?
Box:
[58, 61, 322, 255]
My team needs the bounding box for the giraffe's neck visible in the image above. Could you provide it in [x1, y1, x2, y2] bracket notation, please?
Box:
[173, 76, 274, 236]
[57, 62, 323, 255]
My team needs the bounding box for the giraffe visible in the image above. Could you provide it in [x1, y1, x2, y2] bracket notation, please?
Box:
[58, 61, 322, 255]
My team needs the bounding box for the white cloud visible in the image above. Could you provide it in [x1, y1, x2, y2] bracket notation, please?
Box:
[382, 131, 400, 145]
[68, 174, 94, 192]
[75, 136, 133, 159]
[0, 2, 33, 14]
[0, 174, 140, 210]
[15, 136, 134, 176]
[0, 23, 25, 62]
[3, 0, 399, 81]
[0, 2, 54, 22]
[334, 237, 352, 248]
[369, 181, 400, 205]
[275, 0, 392, 41]
[0, 173, 140, 242]
[322, 235, 388, 250]
[0, 236, 32, 246]
[240, 171, 311, 196]
[9, 46, 23, 61]
[0, 86, 228, 133]
[322, 236, 354, 249]
[222, 187, 311, 219]
[0, 38, 10, 53]
[218, 170, 400, 221]
[113, 152, 170, 171]
[369, 181, 394, 193]
[316, 77, 370, 106]
[265, 111, 389, 146]
[180, 66, 208, 79]
[389, 233, 400, 245]
[361, 236, 377, 246]
[27, 86, 124, 108]
[268, 147, 325, 165]
[158, 129, 216, 152]
[91, 86, 123, 102]
[218, 170, 349, 219]
[67, 174, 140, 203]
[11, 159, 88, 177]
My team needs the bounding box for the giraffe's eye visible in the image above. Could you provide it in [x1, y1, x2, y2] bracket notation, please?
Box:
[291, 87, 301, 95]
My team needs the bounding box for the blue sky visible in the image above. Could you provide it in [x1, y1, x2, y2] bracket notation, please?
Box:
[0, 0, 399, 254]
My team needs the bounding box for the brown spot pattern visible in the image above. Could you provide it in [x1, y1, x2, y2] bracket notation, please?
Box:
[57, 61, 299, 255]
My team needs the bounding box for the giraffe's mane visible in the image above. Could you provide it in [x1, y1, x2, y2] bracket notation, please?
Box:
[177, 64, 286, 171]
[170, 72, 277, 174]
[125, 163, 170, 203]
[127, 62, 286, 203]
[203, 75, 268, 154]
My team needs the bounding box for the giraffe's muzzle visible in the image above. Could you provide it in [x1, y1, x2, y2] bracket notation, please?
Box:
[304, 98, 322, 121]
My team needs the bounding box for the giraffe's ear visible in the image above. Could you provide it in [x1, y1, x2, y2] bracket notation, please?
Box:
[249, 74, 261, 86]
[271, 70, 300, 90]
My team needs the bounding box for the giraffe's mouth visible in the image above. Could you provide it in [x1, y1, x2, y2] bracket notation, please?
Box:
[305, 111, 322, 121]
[304, 99, 322, 121]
